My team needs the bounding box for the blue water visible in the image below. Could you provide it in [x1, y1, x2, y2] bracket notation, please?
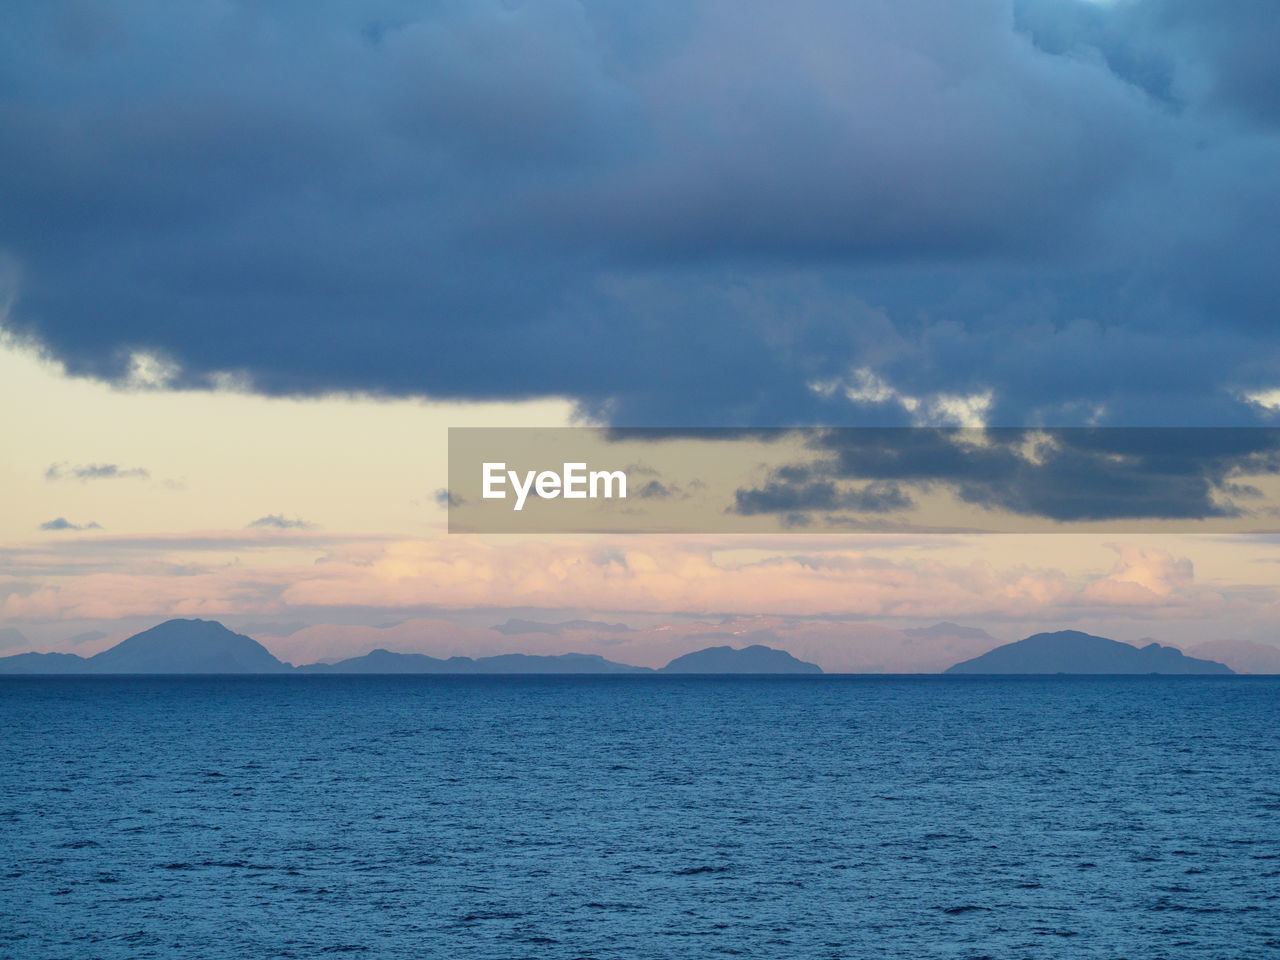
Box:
[1, 676, 1277, 958]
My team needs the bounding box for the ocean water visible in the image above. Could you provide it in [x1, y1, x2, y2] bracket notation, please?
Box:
[1, 676, 1277, 959]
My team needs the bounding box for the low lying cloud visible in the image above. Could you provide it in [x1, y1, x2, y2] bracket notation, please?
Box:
[45, 462, 149, 483]
[39, 517, 101, 531]
[0, 526, 1259, 661]
[433, 489, 464, 508]
[247, 514, 314, 530]
[265, 535, 1221, 625]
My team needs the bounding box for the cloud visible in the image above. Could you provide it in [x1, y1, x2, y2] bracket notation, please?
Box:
[730, 427, 1280, 523]
[811, 369, 996, 428]
[434, 488, 464, 508]
[1081, 542, 1197, 606]
[45, 462, 149, 482]
[247, 514, 314, 530]
[263, 535, 1159, 623]
[2, 519, 1258, 653]
[735, 479, 913, 516]
[0, 2, 1277, 425]
[634, 479, 676, 500]
[39, 517, 102, 531]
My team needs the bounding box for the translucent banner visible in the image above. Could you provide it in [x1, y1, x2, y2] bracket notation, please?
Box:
[447, 427, 1280, 534]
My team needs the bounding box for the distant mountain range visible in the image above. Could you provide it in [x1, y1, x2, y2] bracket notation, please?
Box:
[0, 620, 1247, 676]
[0, 626, 29, 652]
[298, 649, 651, 675]
[0, 620, 291, 674]
[0, 619, 824, 675]
[945, 630, 1234, 675]
[660, 644, 822, 674]
[1185, 638, 1280, 675]
[491, 618, 632, 636]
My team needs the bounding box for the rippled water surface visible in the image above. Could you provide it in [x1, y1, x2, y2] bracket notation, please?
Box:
[2, 676, 1278, 958]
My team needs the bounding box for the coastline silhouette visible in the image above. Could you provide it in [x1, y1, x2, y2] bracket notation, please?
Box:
[0, 619, 1241, 676]
[945, 630, 1234, 675]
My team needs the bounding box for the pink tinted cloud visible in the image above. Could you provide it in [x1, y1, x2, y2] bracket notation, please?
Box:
[280, 537, 1224, 623]
[0, 534, 1228, 635]
[1080, 543, 1206, 609]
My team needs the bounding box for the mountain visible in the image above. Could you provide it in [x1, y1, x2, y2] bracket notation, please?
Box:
[62, 630, 109, 648]
[659, 644, 822, 674]
[903, 621, 995, 642]
[945, 630, 1233, 675]
[472, 653, 648, 674]
[0, 651, 91, 675]
[298, 649, 649, 674]
[300, 644, 820, 674]
[10, 621, 1237, 677]
[0, 626, 30, 652]
[0, 619, 291, 674]
[492, 618, 631, 636]
[0, 621, 816, 675]
[87, 619, 291, 673]
[296, 649, 453, 673]
[1186, 638, 1280, 675]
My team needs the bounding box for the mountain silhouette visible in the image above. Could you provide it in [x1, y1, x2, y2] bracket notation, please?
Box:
[659, 644, 822, 674]
[0, 617, 834, 675]
[0, 626, 30, 651]
[298, 649, 649, 674]
[296, 649, 453, 674]
[468, 653, 648, 673]
[491, 618, 631, 636]
[0, 619, 291, 674]
[0, 621, 820, 675]
[90, 619, 291, 673]
[1186, 638, 1280, 675]
[3, 620, 1235, 677]
[903, 621, 995, 642]
[945, 630, 1233, 675]
[0, 651, 91, 675]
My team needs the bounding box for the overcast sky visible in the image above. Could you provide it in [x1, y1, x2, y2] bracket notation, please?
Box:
[3, 0, 1279, 425]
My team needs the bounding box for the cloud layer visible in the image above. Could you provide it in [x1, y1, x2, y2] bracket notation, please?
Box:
[733, 427, 1280, 523]
[0, 528, 1227, 627]
[2, 1, 1279, 424]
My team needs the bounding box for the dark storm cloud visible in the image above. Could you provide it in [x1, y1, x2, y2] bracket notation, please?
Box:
[1, 2, 1278, 424]
[1135, 1, 1280, 126]
[1015, 1, 1280, 125]
[731, 428, 1280, 522]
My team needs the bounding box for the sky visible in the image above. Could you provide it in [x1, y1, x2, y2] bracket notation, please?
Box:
[3, 1, 1280, 670]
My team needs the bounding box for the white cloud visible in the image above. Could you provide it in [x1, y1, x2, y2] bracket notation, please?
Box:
[814, 366, 994, 427]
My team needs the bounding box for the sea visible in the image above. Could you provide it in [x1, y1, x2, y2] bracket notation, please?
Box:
[1, 675, 1277, 959]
